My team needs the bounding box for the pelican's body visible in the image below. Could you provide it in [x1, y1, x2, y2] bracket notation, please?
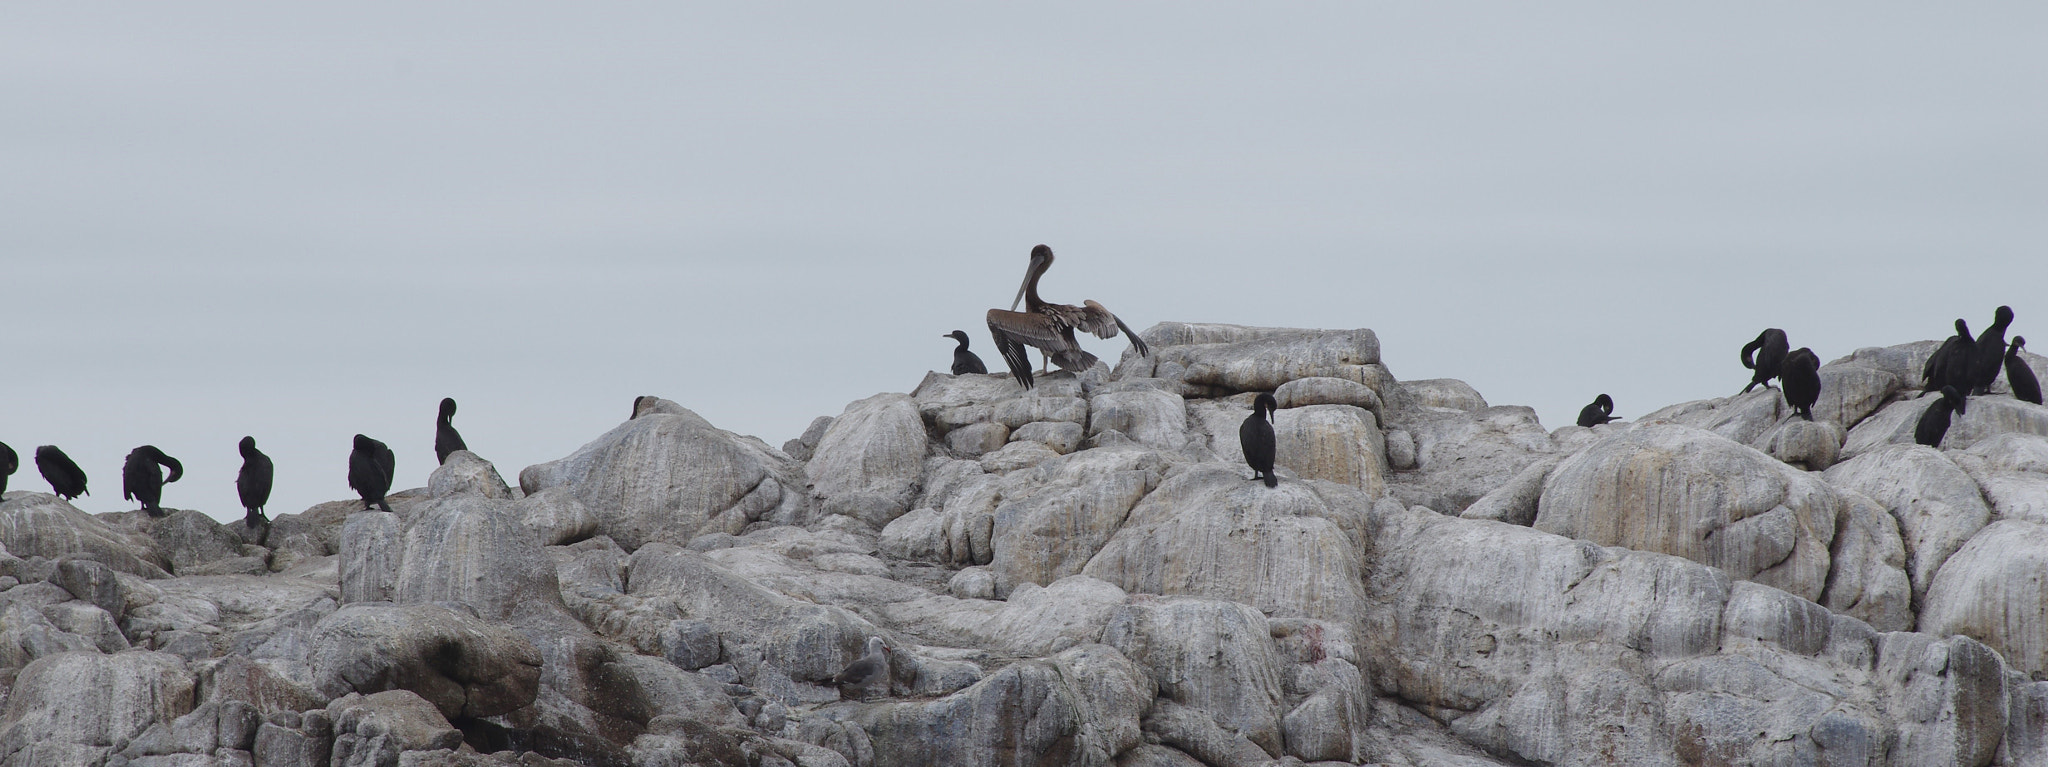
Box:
[349, 434, 396, 512]
[986, 245, 1149, 389]
[1740, 329, 1789, 393]
[944, 330, 987, 375]
[1240, 393, 1278, 488]
[435, 397, 467, 465]
[122, 445, 185, 516]
[36, 446, 88, 500]
[237, 436, 275, 542]
[1781, 348, 1822, 421]
[2008, 337, 2041, 405]
[1577, 394, 1619, 427]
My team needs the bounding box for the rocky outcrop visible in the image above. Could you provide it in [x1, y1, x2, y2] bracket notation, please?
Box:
[8, 324, 2048, 767]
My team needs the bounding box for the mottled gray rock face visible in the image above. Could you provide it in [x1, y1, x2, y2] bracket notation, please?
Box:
[519, 398, 806, 549]
[1535, 424, 1842, 602]
[0, 493, 170, 577]
[10, 324, 2048, 767]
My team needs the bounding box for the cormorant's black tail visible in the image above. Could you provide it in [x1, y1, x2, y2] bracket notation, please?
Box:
[1263, 474, 1278, 488]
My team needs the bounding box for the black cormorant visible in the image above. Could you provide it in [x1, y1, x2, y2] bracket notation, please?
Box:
[1740, 329, 1790, 393]
[944, 331, 988, 375]
[1970, 306, 2015, 395]
[237, 436, 275, 543]
[1240, 393, 1279, 488]
[435, 398, 467, 465]
[0, 442, 16, 497]
[122, 445, 184, 517]
[1923, 319, 1974, 393]
[35, 446, 88, 500]
[2008, 337, 2041, 405]
[1781, 348, 1821, 421]
[1915, 386, 1967, 448]
[1576, 394, 1620, 427]
[349, 434, 396, 512]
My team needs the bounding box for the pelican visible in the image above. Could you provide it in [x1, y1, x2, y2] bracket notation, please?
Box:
[985, 244, 1149, 389]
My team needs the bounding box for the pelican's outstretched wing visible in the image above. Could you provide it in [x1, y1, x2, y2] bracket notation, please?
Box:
[1077, 300, 1149, 357]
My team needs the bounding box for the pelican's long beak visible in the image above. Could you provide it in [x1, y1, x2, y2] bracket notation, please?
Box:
[1010, 277, 1028, 311]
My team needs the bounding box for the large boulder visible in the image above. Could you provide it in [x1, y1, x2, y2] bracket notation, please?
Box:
[0, 651, 195, 764]
[1385, 404, 1554, 514]
[1274, 404, 1387, 495]
[1534, 424, 1839, 602]
[519, 399, 806, 549]
[1085, 385, 1190, 452]
[1919, 520, 2048, 678]
[807, 393, 929, 527]
[307, 603, 543, 721]
[0, 494, 170, 578]
[1823, 444, 1991, 611]
[394, 494, 566, 621]
[824, 644, 1150, 767]
[1102, 598, 1287, 757]
[988, 446, 1173, 595]
[1084, 465, 1370, 624]
[1115, 323, 1388, 398]
[1818, 491, 1913, 631]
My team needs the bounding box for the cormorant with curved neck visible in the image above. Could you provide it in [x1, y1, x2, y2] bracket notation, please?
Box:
[1740, 329, 1789, 394]
[2008, 337, 2041, 405]
[237, 437, 275, 543]
[1923, 319, 1974, 393]
[35, 446, 87, 500]
[1577, 394, 1620, 427]
[1970, 305, 2016, 395]
[349, 434, 396, 512]
[0, 442, 16, 497]
[1781, 348, 1821, 421]
[435, 398, 467, 465]
[122, 445, 185, 517]
[1915, 386, 1967, 448]
[944, 330, 987, 375]
[985, 245, 1149, 389]
[1240, 393, 1279, 488]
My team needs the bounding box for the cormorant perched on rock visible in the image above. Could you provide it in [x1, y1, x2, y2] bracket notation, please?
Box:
[1923, 319, 1974, 393]
[0, 442, 16, 496]
[1915, 386, 1967, 448]
[1740, 329, 1790, 393]
[122, 445, 184, 517]
[944, 331, 988, 375]
[1970, 306, 2016, 395]
[435, 398, 467, 465]
[1576, 394, 1620, 427]
[1240, 393, 1279, 488]
[237, 437, 274, 543]
[35, 446, 87, 500]
[2009, 337, 2041, 405]
[834, 637, 892, 700]
[1780, 348, 1821, 421]
[349, 434, 396, 512]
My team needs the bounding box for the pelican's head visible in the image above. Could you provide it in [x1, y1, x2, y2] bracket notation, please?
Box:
[1012, 245, 1055, 311]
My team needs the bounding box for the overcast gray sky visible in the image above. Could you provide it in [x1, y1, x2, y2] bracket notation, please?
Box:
[4, 3, 2044, 523]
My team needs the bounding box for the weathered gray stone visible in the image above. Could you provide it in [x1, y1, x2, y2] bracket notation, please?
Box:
[1458, 455, 1564, 527]
[0, 651, 195, 761]
[0, 494, 170, 578]
[1009, 420, 1085, 454]
[340, 510, 402, 604]
[1535, 424, 1838, 602]
[1274, 376, 1383, 414]
[1274, 405, 1386, 495]
[1752, 417, 1845, 471]
[1824, 443, 1991, 610]
[1921, 520, 2048, 677]
[943, 422, 1008, 457]
[426, 450, 513, 501]
[518, 399, 805, 549]
[806, 393, 929, 527]
[1087, 386, 1190, 451]
[394, 495, 566, 622]
[989, 446, 1172, 595]
[327, 690, 464, 767]
[1819, 491, 1913, 632]
[1104, 597, 1285, 757]
[512, 486, 599, 547]
[48, 557, 129, 620]
[1813, 362, 1904, 429]
[100, 509, 246, 576]
[1398, 378, 1488, 412]
[1385, 404, 1554, 514]
[1118, 323, 1385, 398]
[308, 603, 542, 721]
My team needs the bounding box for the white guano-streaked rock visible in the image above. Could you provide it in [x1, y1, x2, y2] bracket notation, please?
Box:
[1823, 443, 1991, 611]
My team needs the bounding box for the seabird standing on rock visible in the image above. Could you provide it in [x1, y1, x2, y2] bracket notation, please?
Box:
[1740, 329, 1790, 393]
[944, 330, 988, 375]
[435, 397, 468, 465]
[122, 445, 184, 517]
[985, 245, 1150, 390]
[1923, 319, 1974, 393]
[834, 637, 892, 701]
[0, 442, 16, 496]
[349, 434, 396, 512]
[1240, 393, 1279, 488]
[2008, 337, 2041, 405]
[1576, 394, 1620, 427]
[1780, 348, 1821, 421]
[35, 446, 88, 500]
[1915, 386, 1967, 448]
[237, 437, 275, 544]
[1970, 306, 2016, 395]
